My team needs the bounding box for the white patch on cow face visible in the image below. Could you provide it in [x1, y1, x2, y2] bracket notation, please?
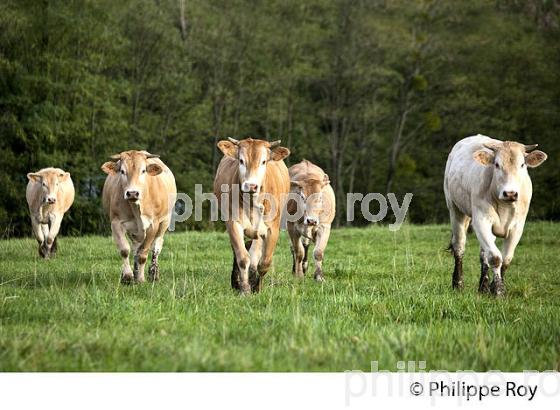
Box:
[120, 160, 149, 202]
[39, 174, 60, 205]
[239, 146, 268, 195]
[493, 152, 526, 202]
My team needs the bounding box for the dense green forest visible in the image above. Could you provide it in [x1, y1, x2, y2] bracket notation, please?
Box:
[1, 0, 559, 237]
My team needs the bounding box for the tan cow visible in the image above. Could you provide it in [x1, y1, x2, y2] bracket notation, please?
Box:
[101, 150, 177, 283]
[444, 135, 547, 296]
[214, 138, 290, 294]
[26, 168, 75, 258]
[287, 160, 335, 282]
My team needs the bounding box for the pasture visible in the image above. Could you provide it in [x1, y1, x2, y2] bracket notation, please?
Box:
[0, 223, 559, 371]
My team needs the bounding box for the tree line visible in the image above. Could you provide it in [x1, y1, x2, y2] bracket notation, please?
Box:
[1, 0, 559, 237]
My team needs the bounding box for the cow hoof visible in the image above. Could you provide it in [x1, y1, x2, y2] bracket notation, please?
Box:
[452, 281, 464, 290]
[121, 274, 134, 285]
[39, 244, 49, 259]
[239, 283, 251, 296]
[490, 280, 505, 297]
[148, 264, 160, 282]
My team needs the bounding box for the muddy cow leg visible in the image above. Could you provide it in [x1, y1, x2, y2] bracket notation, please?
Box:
[111, 220, 133, 283]
[149, 220, 170, 282]
[500, 225, 523, 288]
[302, 240, 310, 274]
[450, 209, 470, 290]
[479, 248, 490, 293]
[50, 237, 58, 257]
[472, 219, 504, 297]
[289, 230, 305, 279]
[313, 225, 331, 282]
[256, 228, 281, 293]
[249, 239, 263, 291]
[231, 241, 252, 290]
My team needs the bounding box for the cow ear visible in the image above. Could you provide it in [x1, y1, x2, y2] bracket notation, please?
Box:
[217, 140, 238, 157]
[101, 161, 119, 175]
[473, 150, 494, 166]
[27, 173, 42, 182]
[270, 146, 290, 161]
[147, 163, 163, 176]
[525, 150, 547, 168]
[58, 172, 70, 181]
[322, 174, 330, 187]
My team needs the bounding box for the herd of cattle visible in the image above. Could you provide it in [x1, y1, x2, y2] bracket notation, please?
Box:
[25, 135, 547, 297]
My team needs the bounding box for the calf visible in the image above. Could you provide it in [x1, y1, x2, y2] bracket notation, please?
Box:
[101, 150, 177, 283]
[287, 160, 335, 282]
[444, 135, 547, 296]
[26, 168, 75, 258]
[214, 138, 290, 294]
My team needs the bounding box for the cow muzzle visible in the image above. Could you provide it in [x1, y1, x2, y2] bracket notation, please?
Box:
[125, 190, 140, 201]
[45, 196, 56, 205]
[241, 181, 259, 194]
[304, 216, 319, 226]
[500, 190, 519, 202]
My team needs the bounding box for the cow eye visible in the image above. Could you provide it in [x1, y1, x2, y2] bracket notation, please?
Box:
[120, 169, 125, 175]
[521, 163, 525, 168]
[239, 158, 244, 165]
[142, 169, 147, 174]
[261, 160, 266, 165]
[495, 163, 499, 169]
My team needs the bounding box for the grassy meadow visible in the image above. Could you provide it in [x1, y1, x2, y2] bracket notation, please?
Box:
[0, 222, 559, 371]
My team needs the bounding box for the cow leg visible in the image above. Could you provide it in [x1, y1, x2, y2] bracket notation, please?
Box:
[227, 222, 251, 295]
[449, 209, 470, 290]
[257, 228, 280, 293]
[231, 251, 240, 290]
[43, 215, 62, 259]
[148, 237, 163, 282]
[302, 239, 310, 274]
[501, 224, 524, 285]
[50, 236, 58, 257]
[479, 248, 490, 293]
[149, 220, 169, 282]
[289, 230, 305, 279]
[313, 225, 331, 282]
[31, 219, 46, 258]
[248, 238, 263, 291]
[111, 220, 133, 283]
[472, 218, 504, 296]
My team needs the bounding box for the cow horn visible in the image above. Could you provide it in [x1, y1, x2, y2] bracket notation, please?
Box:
[109, 154, 121, 161]
[228, 137, 240, 145]
[524, 144, 538, 152]
[146, 153, 160, 159]
[269, 140, 281, 148]
[482, 142, 500, 152]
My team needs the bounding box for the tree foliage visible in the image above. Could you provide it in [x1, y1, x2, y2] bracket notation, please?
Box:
[1, 0, 558, 236]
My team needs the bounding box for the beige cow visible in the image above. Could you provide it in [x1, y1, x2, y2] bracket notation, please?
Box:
[26, 168, 75, 258]
[287, 160, 335, 282]
[444, 135, 547, 296]
[101, 150, 177, 283]
[214, 138, 290, 294]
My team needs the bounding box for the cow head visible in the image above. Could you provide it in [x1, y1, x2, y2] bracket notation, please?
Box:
[473, 141, 547, 202]
[291, 174, 330, 226]
[217, 138, 290, 195]
[101, 150, 162, 202]
[27, 169, 70, 205]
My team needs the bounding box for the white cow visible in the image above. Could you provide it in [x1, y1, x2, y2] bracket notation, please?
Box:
[444, 135, 547, 296]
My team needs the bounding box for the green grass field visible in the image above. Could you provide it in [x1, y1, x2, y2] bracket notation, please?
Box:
[0, 223, 559, 371]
